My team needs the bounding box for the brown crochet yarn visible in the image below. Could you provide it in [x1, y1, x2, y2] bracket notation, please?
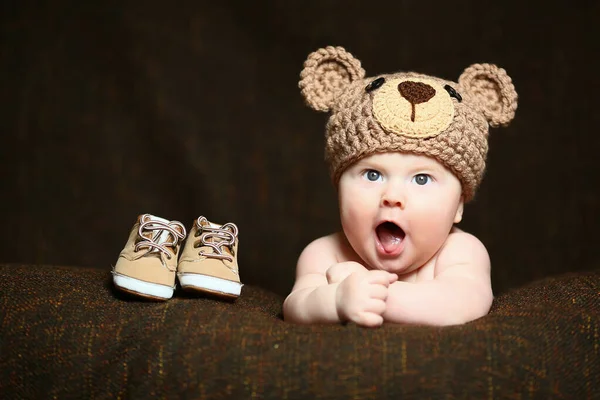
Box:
[299, 46, 518, 201]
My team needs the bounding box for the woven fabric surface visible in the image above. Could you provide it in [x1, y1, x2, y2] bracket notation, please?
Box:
[1, 264, 598, 399]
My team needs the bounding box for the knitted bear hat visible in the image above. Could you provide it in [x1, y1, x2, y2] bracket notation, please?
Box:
[299, 46, 518, 201]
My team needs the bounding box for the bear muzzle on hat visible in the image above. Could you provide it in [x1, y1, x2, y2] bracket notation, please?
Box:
[372, 76, 456, 139]
[298, 46, 518, 202]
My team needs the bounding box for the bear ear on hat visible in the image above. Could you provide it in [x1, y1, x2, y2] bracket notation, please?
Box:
[299, 46, 366, 113]
[458, 63, 518, 127]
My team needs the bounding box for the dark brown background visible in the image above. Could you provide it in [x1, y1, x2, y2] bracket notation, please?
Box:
[2, 0, 598, 297]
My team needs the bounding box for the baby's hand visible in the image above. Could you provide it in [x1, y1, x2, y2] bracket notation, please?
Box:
[335, 270, 398, 327]
[326, 261, 369, 284]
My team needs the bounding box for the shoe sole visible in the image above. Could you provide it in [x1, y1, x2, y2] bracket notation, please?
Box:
[178, 273, 241, 299]
[113, 273, 174, 300]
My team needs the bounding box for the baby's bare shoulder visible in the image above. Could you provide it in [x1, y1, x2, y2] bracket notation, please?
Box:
[296, 233, 347, 276]
[434, 228, 491, 278]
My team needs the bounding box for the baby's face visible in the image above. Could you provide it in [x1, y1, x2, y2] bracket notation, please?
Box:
[338, 152, 464, 275]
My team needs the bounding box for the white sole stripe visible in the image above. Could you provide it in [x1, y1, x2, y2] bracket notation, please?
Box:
[178, 273, 242, 296]
[113, 273, 174, 299]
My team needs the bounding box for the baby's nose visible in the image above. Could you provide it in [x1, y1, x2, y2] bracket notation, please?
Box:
[382, 198, 402, 208]
[381, 188, 405, 208]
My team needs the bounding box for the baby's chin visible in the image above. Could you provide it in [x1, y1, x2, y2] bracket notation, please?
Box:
[360, 253, 417, 275]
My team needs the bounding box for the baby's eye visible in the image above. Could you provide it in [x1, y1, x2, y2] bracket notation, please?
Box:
[412, 173, 432, 185]
[363, 169, 382, 182]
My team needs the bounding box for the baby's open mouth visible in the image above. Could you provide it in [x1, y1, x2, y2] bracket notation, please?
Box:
[376, 221, 406, 254]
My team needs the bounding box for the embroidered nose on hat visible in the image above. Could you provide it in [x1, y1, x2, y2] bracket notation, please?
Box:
[398, 81, 436, 122]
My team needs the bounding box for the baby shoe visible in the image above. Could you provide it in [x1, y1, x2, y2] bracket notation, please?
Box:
[112, 214, 186, 300]
[178, 216, 242, 299]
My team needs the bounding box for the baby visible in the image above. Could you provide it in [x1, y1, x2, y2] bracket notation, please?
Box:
[283, 46, 518, 327]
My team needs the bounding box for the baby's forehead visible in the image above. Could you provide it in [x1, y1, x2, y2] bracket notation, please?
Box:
[356, 152, 446, 168]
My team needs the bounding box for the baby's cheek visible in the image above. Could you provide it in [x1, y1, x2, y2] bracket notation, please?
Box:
[411, 209, 450, 248]
[340, 202, 370, 241]
[419, 211, 444, 229]
[342, 198, 371, 223]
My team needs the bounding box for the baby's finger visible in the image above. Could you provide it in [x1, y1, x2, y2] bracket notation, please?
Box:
[368, 284, 389, 301]
[367, 270, 395, 286]
[365, 298, 386, 315]
[388, 273, 398, 284]
[356, 311, 384, 328]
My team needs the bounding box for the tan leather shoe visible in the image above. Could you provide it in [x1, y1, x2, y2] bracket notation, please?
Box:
[178, 216, 242, 299]
[112, 214, 186, 300]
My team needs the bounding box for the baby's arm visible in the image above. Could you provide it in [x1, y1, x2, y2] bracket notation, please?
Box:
[283, 235, 396, 326]
[383, 231, 493, 326]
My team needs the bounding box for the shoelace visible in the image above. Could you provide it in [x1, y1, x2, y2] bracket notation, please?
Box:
[195, 216, 238, 262]
[135, 215, 187, 261]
